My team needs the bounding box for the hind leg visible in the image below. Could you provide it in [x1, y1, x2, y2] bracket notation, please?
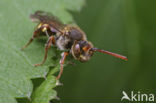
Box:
[21, 29, 40, 50]
[21, 23, 50, 50]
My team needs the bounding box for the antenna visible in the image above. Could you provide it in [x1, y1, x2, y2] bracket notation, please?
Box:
[91, 48, 128, 61]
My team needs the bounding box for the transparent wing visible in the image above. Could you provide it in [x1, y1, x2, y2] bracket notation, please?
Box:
[30, 11, 65, 32]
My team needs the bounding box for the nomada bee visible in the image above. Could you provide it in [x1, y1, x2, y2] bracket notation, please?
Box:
[21, 11, 128, 79]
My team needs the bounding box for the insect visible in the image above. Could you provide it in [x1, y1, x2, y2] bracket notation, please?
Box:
[21, 11, 128, 79]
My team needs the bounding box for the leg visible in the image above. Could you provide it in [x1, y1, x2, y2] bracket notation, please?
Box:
[34, 36, 55, 66]
[56, 52, 68, 79]
[21, 31, 38, 50]
[21, 23, 48, 50]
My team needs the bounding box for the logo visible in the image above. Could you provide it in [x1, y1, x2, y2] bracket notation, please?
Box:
[121, 91, 154, 102]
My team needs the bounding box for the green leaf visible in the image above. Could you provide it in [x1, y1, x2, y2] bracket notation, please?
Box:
[0, 0, 85, 103]
[31, 65, 60, 103]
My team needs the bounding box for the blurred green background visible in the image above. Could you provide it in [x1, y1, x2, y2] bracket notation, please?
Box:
[55, 0, 156, 103]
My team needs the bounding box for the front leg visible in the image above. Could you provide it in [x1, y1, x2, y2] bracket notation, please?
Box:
[56, 52, 69, 79]
[34, 36, 55, 66]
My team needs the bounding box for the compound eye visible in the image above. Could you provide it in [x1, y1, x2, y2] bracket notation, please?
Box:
[74, 44, 80, 54]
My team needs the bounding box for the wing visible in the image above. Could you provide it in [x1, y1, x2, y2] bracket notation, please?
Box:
[30, 11, 65, 33]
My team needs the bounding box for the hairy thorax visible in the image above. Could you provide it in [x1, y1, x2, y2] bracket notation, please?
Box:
[56, 35, 71, 50]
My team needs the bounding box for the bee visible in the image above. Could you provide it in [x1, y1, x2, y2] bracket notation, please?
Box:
[21, 11, 128, 79]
